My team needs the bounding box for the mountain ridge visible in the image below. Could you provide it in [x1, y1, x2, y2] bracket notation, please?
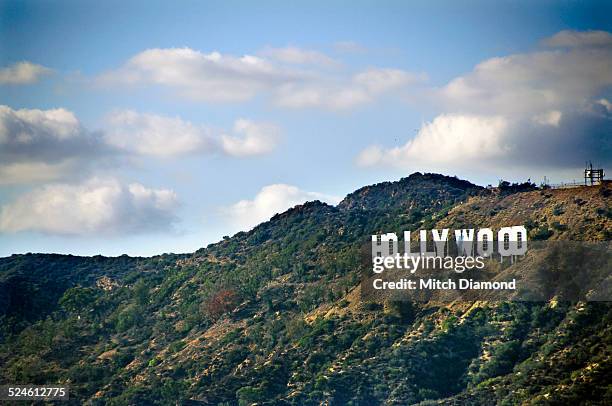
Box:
[0, 172, 610, 405]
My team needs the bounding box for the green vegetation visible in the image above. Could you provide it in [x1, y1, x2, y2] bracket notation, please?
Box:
[0, 173, 610, 405]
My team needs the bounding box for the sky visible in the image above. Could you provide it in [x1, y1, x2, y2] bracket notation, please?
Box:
[1, 0, 611, 257]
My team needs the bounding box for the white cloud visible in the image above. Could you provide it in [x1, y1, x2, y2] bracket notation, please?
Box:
[104, 110, 214, 157]
[0, 178, 178, 235]
[360, 107, 611, 172]
[262, 46, 339, 67]
[355, 145, 385, 168]
[98, 47, 422, 110]
[223, 184, 340, 231]
[543, 30, 612, 48]
[533, 110, 562, 127]
[0, 105, 280, 184]
[358, 30, 612, 172]
[0, 160, 82, 185]
[221, 119, 280, 157]
[357, 114, 509, 168]
[0, 105, 102, 183]
[105, 110, 280, 158]
[97, 48, 300, 102]
[0, 62, 52, 85]
[0, 105, 82, 143]
[353, 68, 422, 94]
[275, 83, 370, 110]
[275, 68, 422, 110]
[434, 36, 612, 116]
[597, 98, 612, 113]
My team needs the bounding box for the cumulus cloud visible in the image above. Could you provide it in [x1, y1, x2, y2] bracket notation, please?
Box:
[105, 110, 280, 158]
[354, 68, 423, 94]
[357, 115, 509, 168]
[274, 83, 369, 110]
[0, 105, 104, 183]
[221, 119, 281, 157]
[97, 48, 299, 102]
[0, 62, 52, 85]
[533, 110, 562, 127]
[223, 184, 340, 231]
[358, 30, 612, 172]
[104, 110, 215, 157]
[0, 178, 178, 235]
[0, 161, 83, 185]
[0, 105, 282, 184]
[0, 105, 82, 144]
[543, 30, 612, 48]
[97, 47, 421, 110]
[436, 51, 612, 116]
[275, 68, 423, 110]
[358, 107, 612, 172]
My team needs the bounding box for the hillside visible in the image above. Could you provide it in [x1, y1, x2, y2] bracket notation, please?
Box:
[0, 173, 610, 405]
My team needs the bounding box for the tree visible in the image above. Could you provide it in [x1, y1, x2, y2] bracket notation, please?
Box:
[59, 287, 96, 313]
[133, 279, 149, 305]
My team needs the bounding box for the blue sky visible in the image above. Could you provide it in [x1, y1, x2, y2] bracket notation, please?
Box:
[1, 0, 611, 256]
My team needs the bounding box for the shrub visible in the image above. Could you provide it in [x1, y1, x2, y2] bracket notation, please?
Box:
[531, 227, 553, 240]
[552, 206, 565, 216]
[116, 304, 143, 332]
[551, 221, 567, 231]
[203, 289, 240, 320]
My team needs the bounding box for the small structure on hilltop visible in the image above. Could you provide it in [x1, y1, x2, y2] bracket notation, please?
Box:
[541, 162, 606, 189]
[584, 162, 605, 186]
